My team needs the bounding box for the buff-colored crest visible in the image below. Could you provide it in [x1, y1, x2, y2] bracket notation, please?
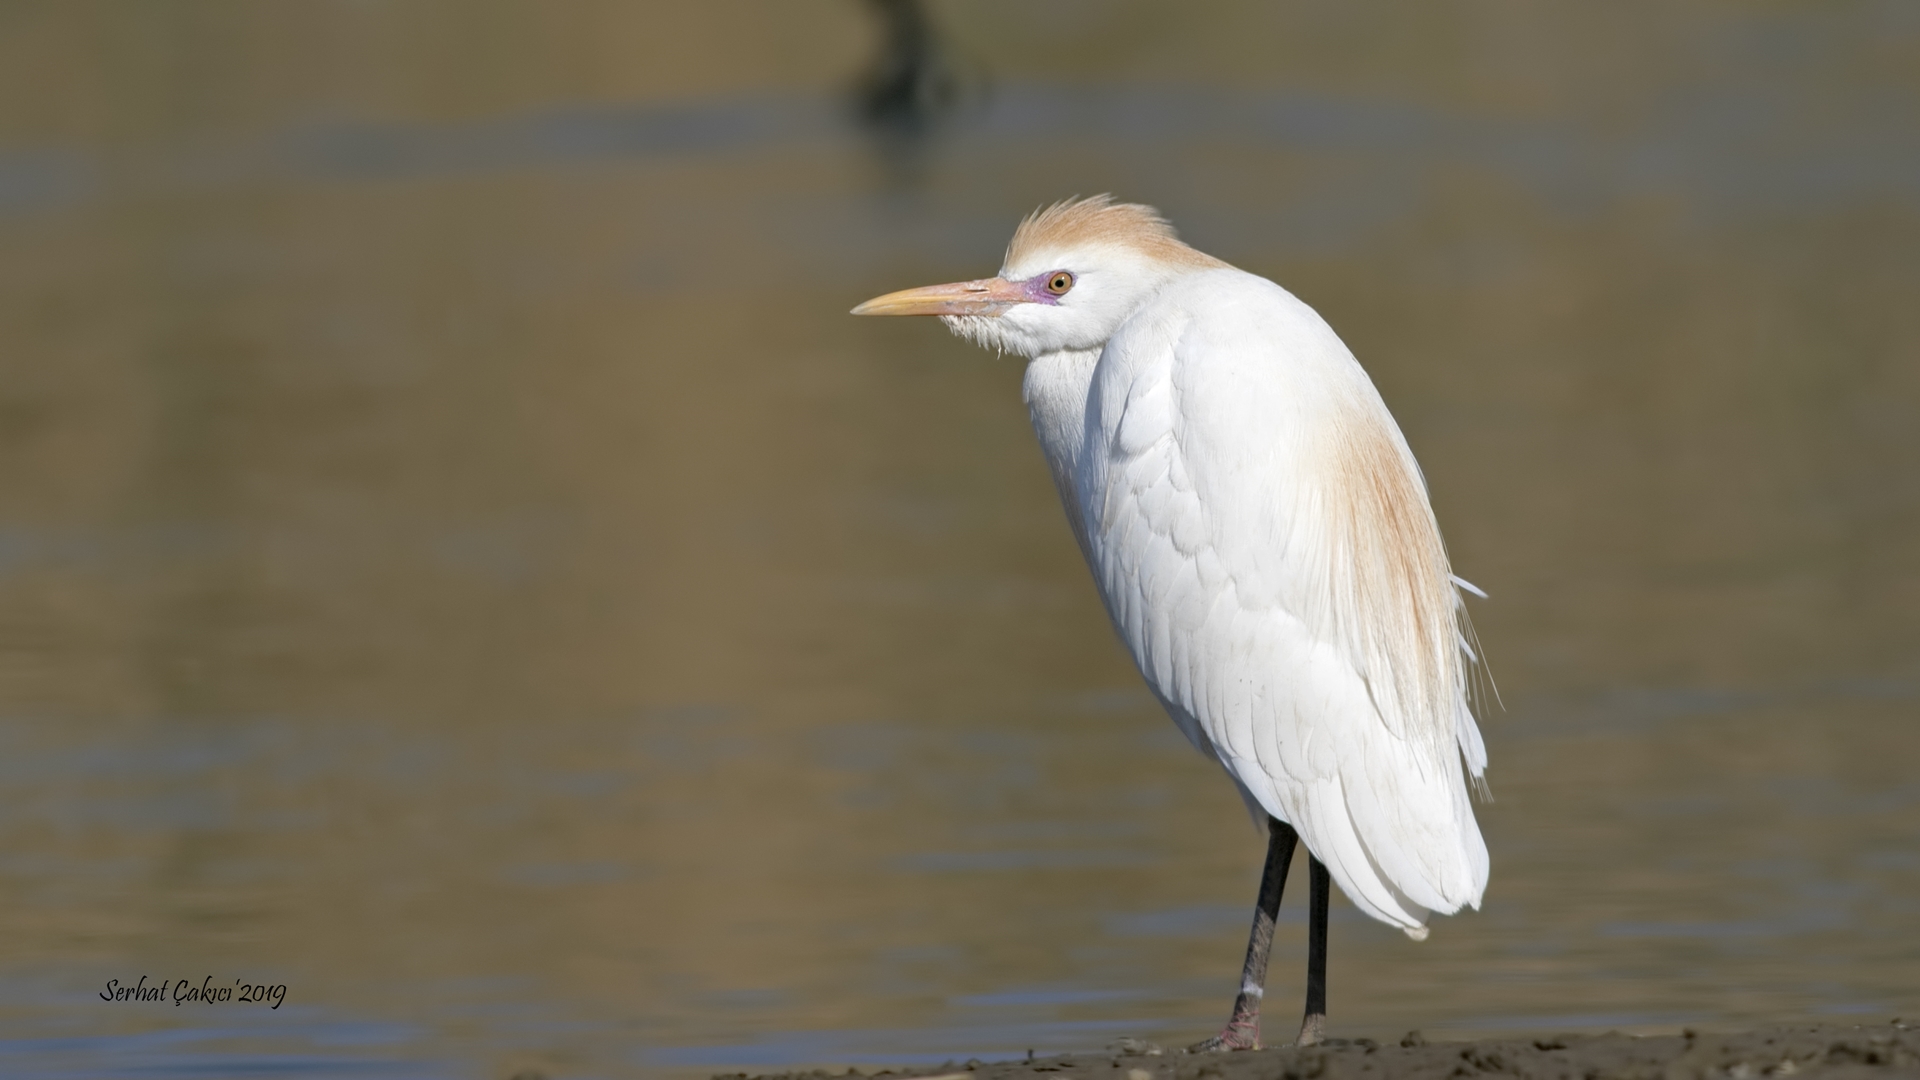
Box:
[1006, 195, 1228, 271]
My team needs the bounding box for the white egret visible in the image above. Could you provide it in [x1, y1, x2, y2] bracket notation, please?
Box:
[853, 196, 1489, 1050]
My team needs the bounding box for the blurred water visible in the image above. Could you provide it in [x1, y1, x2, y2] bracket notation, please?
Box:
[1, 3, 1918, 1078]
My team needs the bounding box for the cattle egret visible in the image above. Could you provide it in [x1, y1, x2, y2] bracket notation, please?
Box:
[853, 196, 1489, 1050]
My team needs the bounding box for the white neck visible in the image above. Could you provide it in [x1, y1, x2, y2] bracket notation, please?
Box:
[1021, 348, 1102, 556]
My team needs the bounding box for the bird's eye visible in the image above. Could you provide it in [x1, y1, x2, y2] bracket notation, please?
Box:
[1046, 271, 1075, 296]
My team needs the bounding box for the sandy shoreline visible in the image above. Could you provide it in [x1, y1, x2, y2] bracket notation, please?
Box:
[721, 1021, 1919, 1080]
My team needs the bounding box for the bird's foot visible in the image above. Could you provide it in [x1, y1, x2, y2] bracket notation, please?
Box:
[1188, 1015, 1260, 1053]
[1295, 1012, 1326, 1048]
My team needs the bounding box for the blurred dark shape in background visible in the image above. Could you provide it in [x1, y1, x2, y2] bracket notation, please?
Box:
[856, 0, 960, 132]
[853, 0, 976, 177]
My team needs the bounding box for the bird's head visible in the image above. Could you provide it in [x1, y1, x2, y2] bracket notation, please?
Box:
[852, 195, 1227, 358]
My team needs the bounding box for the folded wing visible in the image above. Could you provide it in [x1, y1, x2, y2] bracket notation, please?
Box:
[1079, 270, 1489, 936]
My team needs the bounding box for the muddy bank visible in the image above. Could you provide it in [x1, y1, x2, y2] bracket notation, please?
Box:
[723, 1021, 1920, 1080]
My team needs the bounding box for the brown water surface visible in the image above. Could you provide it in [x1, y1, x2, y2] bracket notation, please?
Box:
[1, 3, 1918, 1077]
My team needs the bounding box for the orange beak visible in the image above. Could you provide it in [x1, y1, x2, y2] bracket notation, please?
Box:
[850, 277, 1030, 317]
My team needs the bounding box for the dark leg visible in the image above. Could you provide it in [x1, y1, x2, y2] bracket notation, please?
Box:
[1189, 817, 1298, 1052]
[1296, 855, 1330, 1046]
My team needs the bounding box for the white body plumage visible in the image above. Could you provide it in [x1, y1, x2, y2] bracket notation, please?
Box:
[856, 197, 1488, 941]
